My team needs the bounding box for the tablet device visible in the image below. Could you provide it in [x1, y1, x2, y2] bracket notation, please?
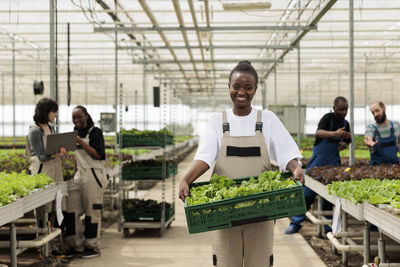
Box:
[44, 131, 77, 155]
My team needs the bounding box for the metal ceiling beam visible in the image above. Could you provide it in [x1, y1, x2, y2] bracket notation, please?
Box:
[134, 59, 276, 64]
[172, 0, 201, 90]
[263, 0, 337, 79]
[3, 8, 399, 13]
[137, 0, 190, 90]
[118, 44, 290, 50]
[94, 25, 316, 33]
[95, 0, 140, 46]
[188, 0, 208, 88]
[204, 0, 216, 91]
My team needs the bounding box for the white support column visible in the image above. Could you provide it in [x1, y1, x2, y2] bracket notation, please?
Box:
[262, 80, 267, 110]
[143, 64, 147, 130]
[85, 71, 88, 106]
[12, 39, 16, 146]
[297, 45, 302, 149]
[349, 0, 355, 166]
[49, 0, 55, 100]
[1, 73, 4, 138]
[364, 57, 368, 127]
[114, 20, 118, 152]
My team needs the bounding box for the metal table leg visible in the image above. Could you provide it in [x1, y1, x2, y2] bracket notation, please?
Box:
[10, 222, 17, 267]
[342, 212, 348, 266]
[363, 222, 370, 264]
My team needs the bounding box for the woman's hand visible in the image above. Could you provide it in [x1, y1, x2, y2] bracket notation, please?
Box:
[76, 135, 83, 145]
[177, 160, 210, 202]
[286, 158, 304, 184]
[292, 166, 304, 184]
[179, 180, 190, 202]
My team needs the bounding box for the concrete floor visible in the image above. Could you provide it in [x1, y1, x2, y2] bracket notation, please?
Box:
[69, 151, 326, 267]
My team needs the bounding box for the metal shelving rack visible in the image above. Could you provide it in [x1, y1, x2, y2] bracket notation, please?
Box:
[117, 81, 176, 237]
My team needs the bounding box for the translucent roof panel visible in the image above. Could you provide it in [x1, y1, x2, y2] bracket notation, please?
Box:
[0, 0, 399, 107]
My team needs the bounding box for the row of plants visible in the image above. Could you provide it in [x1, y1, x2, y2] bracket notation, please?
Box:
[293, 135, 367, 150]
[118, 128, 174, 147]
[0, 171, 54, 207]
[0, 135, 193, 147]
[327, 179, 400, 208]
[308, 165, 400, 185]
[119, 128, 173, 136]
[301, 149, 371, 160]
[121, 159, 178, 180]
[121, 198, 174, 222]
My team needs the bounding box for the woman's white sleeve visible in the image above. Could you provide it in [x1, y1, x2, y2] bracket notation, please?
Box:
[194, 117, 219, 168]
[267, 113, 302, 171]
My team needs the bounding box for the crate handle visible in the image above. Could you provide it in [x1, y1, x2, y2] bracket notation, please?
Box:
[231, 216, 269, 227]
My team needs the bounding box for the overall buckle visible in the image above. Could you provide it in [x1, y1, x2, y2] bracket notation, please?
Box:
[223, 123, 230, 132]
[255, 122, 263, 132]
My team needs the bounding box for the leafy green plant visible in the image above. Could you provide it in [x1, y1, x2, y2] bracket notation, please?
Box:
[187, 171, 296, 206]
[0, 171, 54, 207]
[327, 179, 400, 207]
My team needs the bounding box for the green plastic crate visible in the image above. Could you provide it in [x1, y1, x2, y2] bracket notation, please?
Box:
[121, 164, 178, 180]
[184, 176, 306, 234]
[118, 134, 174, 148]
[124, 204, 175, 222]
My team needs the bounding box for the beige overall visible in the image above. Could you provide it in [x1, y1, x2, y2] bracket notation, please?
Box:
[28, 124, 64, 227]
[65, 127, 108, 252]
[212, 110, 274, 267]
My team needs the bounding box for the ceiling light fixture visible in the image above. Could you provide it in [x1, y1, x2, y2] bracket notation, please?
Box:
[222, 2, 271, 11]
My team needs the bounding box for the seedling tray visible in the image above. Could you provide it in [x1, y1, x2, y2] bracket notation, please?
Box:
[124, 204, 175, 222]
[121, 164, 177, 180]
[184, 176, 306, 234]
[118, 134, 174, 148]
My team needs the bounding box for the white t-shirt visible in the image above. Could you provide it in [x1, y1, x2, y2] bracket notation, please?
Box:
[194, 107, 302, 171]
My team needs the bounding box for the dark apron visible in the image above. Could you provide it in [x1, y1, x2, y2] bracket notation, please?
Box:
[369, 121, 399, 166]
[306, 113, 346, 172]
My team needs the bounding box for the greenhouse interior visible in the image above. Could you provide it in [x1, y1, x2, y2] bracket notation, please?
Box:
[1, 0, 400, 266]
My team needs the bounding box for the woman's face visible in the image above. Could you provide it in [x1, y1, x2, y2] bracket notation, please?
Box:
[72, 109, 88, 129]
[229, 72, 257, 109]
[48, 111, 58, 123]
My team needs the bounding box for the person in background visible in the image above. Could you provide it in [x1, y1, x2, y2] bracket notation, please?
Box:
[65, 105, 108, 259]
[28, 97, 67, 255]
[285, 96, 351, 234]
[179, 60, 303, 267]
[364, 101, 400, 165]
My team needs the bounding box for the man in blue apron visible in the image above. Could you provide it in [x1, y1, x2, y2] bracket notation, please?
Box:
[364, 101, 400, 165]
[285, 96, 352, 234]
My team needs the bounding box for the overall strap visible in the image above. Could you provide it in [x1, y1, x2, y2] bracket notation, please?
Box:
[87, 126, 94, 137]
[371, 124, 381, 139]
[390, 121, 395, 136]
[255, 109, 263, 132]
[222, 111, 230, 136]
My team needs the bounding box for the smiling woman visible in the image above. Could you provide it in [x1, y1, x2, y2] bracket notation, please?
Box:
[65, 105, 108, 258]
[228, 61, 258, 116]
[179, 61, 303, 266]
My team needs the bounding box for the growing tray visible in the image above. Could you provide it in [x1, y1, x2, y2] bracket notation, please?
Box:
[121, 164, 177, 180]
[124, 203, 175, 222]
[184, 176, 306, 234]
[118, 134, 174, 148]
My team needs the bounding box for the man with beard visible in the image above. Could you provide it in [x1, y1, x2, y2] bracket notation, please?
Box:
[364, 101, 400, 165]
[285, 96, 351, 234]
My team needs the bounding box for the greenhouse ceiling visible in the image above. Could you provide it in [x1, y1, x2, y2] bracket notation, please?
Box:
[0, 0, 399, 108]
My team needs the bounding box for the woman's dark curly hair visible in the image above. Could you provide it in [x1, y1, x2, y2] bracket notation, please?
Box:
[33, 98, 58, 125]
[228, 60, 258, 85]
[74, 105, 94, 127]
